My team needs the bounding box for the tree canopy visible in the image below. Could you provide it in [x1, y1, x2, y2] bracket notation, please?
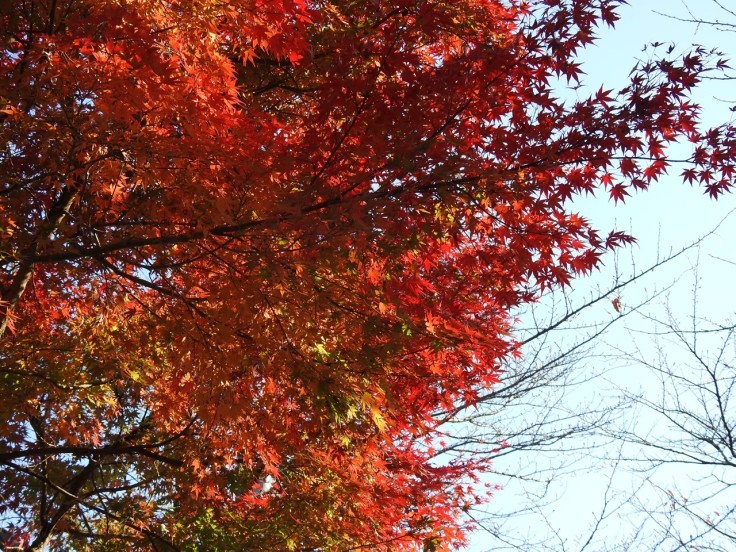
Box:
[1, 1, 734, 550]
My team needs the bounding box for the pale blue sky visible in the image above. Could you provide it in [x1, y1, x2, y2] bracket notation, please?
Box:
[467, 2, 736, 550]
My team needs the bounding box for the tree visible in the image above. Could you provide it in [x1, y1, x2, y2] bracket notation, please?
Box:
[576, 246, 735, 552]
[433, 235, 702, 552]
[1, 1, 734, 550]
[659, 0, 736, 41]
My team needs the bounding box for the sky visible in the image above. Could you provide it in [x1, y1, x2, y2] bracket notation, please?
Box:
[466, 1, 736, 550]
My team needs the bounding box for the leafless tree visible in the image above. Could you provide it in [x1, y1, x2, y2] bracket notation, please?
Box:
[437, 213, 736, 551]
[602, 251, 736, 551]
[658, 0, 736, 38]
[432, 230, 707, 551]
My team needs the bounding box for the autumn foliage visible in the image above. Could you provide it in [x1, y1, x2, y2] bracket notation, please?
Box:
[0, 0, 734, 550]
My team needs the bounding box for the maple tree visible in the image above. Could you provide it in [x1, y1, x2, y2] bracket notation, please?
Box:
[1, 0, 735, 550]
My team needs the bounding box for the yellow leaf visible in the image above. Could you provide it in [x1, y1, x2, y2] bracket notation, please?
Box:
[361, 392, 387, 432]
[371, 409, 387, 433]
